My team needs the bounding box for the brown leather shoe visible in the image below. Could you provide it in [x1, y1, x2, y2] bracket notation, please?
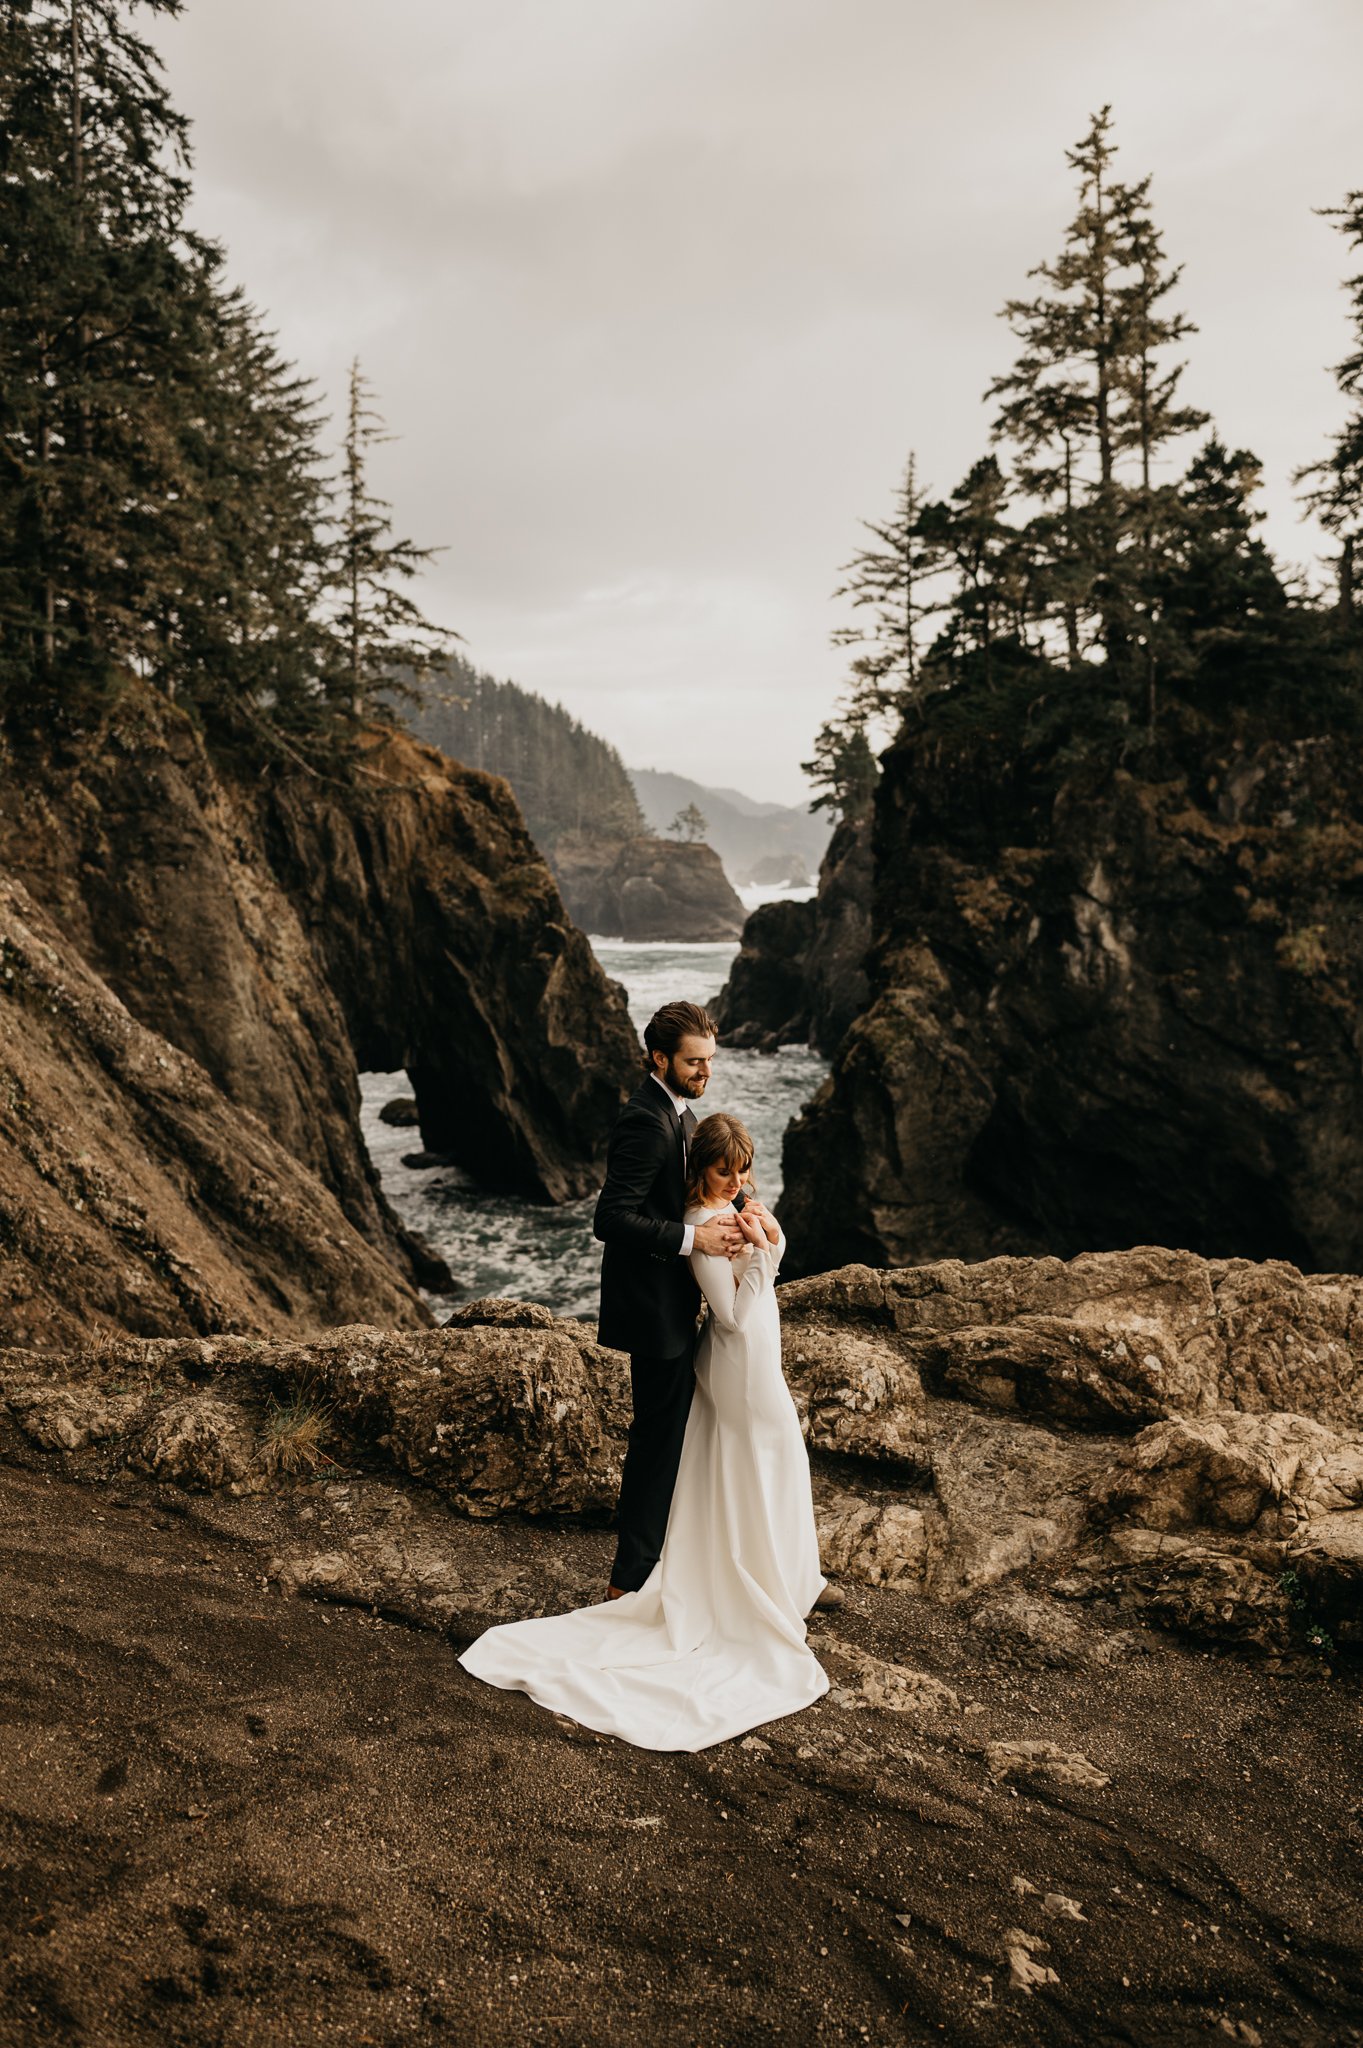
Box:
[606, 1585, 627, 1601]
[809, 1583, 846, 1614]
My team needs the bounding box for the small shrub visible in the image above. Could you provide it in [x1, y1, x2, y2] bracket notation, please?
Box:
[258, 1391, 333, 1478]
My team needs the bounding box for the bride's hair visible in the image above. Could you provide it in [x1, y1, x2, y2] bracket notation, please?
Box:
[685, 1112, 756, 1209]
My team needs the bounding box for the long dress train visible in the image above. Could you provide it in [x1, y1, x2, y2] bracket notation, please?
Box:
[456, 1209, 829, 1751]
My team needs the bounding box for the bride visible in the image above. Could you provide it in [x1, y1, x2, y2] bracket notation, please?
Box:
[458, 1112, 829, 1751]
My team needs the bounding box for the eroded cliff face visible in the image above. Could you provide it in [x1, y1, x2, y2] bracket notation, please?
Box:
[782, 724, 1363, 1278]
[259, 727, 639, 1201]
[0, 873, 428, 1348]
[0, 695, 638, 1256]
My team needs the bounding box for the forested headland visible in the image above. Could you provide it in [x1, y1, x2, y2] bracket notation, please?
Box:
[779, 107, 1363, 1285]
[408, 660, 645, 855]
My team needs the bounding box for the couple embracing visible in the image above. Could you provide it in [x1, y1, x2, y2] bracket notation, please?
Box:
[459, 1001, 834, 1752]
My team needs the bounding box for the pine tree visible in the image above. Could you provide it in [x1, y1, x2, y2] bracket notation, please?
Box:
[172, 288, 339, 736]
[1153, 439, 1285, 680]
[991, 361, 1090, 665]
[1296, 192, 1363, 621]
[918, 456, 1022, 691]
[988, 107, 1206, 687]
[330, 358, 459, 719]
[801, 712, 878, 821]
[0, 0, 219, 707]
[668, 802, 707, 843]
[1111, 178, 1210, 720]
[830, 451, 947, 713]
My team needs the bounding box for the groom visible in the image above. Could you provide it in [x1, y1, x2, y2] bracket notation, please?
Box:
[593, 1000, 742, 1598]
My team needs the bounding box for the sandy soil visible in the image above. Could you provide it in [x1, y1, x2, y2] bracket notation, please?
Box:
[1, 1460, 1361, 2048]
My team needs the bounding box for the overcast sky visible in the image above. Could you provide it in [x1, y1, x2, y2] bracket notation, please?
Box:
[157, 1, 1362, 805]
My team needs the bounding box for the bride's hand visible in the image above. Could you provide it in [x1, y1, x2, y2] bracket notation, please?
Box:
[744, 1197, 780, 1247]
[735, 1206, 768, 1248]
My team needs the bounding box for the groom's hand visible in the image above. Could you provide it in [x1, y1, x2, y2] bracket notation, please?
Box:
[694, 1218, 744, 1259]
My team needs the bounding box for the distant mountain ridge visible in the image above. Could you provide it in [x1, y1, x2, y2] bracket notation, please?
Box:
[629, 769, 829, 887]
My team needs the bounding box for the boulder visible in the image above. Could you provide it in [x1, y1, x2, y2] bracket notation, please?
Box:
[820, 1638, 960, 1715]
[986, 1741, 1110, 1790]
[0, 1312, 627, 1520]
[778, 1247, 1362, 1430]
[780, 1250, 1363, 1645]
[1087, 1411, 1363, 1539]
[551, 834, 745, 941]
[132, 1395, 256, 1491]
[814, 1494, 931, 1586]
[278, 1325, 627, 1519]
[969, 1592, 1129, 1669]
[378, 1096, 421, 1127]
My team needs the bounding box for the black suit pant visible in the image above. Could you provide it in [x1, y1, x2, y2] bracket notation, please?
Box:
[609, 1339, 697, 1592]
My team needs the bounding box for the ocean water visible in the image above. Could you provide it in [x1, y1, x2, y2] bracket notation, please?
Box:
[358, 918, 826, 1320]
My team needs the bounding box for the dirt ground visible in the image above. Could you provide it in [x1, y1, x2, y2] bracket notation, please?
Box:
[1, 1460, 1361, 2048]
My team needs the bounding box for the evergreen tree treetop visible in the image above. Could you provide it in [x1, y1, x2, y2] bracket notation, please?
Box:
[1296, 190, 1363, 617]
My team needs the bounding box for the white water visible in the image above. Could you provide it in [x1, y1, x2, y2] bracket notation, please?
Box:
[359, 918, 825, 1320]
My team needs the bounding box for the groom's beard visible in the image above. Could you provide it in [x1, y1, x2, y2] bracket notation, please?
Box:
[663, 1059, 708, 1099]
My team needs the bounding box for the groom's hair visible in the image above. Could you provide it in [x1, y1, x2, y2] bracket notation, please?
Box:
[643, 1000, 717, 1072]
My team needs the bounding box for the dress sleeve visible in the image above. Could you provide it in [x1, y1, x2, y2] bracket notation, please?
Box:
[689, 1240, 776, 1332]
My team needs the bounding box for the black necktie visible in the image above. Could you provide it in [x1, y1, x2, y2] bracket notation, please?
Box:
[680, 1106, 698, 1153]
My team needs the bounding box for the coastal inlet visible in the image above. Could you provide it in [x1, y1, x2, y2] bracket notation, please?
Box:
[360, 914, 827, 1319]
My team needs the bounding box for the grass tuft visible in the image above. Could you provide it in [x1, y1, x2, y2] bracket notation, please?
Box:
[258, 1390, 334, 1478]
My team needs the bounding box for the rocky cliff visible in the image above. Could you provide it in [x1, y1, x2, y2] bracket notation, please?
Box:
[713, 815, 871, 1052]
[0, 693, 638, 1240]
[550, 833, 745, 941]
[258, 727, 639, 1200]
[0, 872, 428, 1349]
[782, 717, 1363, 1277]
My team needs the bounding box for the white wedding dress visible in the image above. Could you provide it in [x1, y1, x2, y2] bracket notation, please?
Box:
[457, 1207, 829, 1751]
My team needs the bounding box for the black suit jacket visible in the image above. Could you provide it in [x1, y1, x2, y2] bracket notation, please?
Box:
[593, 1078, 700, 1356]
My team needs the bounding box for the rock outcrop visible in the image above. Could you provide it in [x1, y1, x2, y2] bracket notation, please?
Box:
[0, 1305, 626, 1516]
[0, 872, 429, 1349]
[777, 1247, 1363, 1652]
[712, 896, 816, 1050]
[0, 695, 638, 1224]
[713, 815, 870, 1053]
[5, 1248, 1359, 1658]
[782, 722, 1363, 1277]
[550, 834, 745, 941]
[260, 727, 639, 1200]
